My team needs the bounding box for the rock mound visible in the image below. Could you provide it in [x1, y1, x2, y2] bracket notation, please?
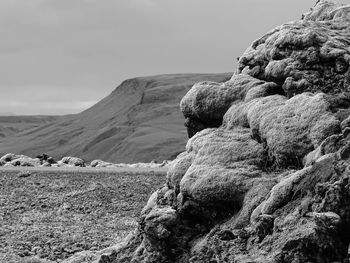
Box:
[0, 153, 42, 167]
[180, 74, 282, 137]
[237, 0, 350, 98]
[0, 153, 73, 167]
[59, 156, 86, 167]
[0, 153, 170, 170]
[92, 1, 350, 263]
[90, 159, 170, 169]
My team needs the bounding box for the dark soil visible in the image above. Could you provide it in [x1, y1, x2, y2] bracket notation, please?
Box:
[0, 167, 166, 263]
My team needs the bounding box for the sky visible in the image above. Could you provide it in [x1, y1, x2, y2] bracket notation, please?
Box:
[0, 0, 321, 115]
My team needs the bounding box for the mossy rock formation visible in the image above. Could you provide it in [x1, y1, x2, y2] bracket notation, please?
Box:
[78, 1, 350, 262]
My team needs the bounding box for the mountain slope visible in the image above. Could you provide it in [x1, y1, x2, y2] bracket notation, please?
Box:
[0, 116, 59, 139]
[0, 73, 232, 163]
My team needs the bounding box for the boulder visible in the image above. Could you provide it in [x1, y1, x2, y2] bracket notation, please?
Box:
[90, 159, 113, 168]
[10, 157, 41, 167]
[36, 153, 56, 164]
[179, 128, 266, 207]
[180, 74, 282, 137]
[223, 92, 341, 168]
[0, 153, 28, 163]
[0, 153, 41, 167]
[60, 156, 86, 167]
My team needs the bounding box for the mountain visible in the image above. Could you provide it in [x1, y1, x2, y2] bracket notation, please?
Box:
[0, 116, 58, 139]
[0, 73, 232, 163]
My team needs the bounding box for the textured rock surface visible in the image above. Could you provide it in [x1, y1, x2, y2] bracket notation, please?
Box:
[90, 159, 114, 168]
[0, 152, 170, 169]
[180, 74, 282, 137]
[237, 0, 350, 98]
[59, 157, 86, 167]
[223, 92, 340, 168]
[68, 1, 350, 263]
[0, 153, 43, 167]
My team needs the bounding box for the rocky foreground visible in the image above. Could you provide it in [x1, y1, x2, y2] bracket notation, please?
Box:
[0, 153, 170, 170]
[77, 1, 350, 262]
[0, 169, 166, 263]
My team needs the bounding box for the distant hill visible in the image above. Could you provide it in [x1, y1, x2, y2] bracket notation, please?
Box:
[0, 116, 58, 139]
[0, 112, 15, 116]
[0, 73, 232, 163]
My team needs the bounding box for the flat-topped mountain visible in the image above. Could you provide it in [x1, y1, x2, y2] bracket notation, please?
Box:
[0, 73, 231, 163]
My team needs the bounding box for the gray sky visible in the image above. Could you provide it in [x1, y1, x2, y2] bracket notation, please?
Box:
[0, 0, 317, 115]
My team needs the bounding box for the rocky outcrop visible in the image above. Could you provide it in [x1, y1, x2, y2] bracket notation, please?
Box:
[36, 153, 56, 166]
[0, 153, 28, 163]
[94, 1, 350, 263]
[90, 159, 114, 168]
[59, 156, 86, 167]
[0, 153, 58, 167]
[0, 153, 42, 167]
[237, 0, 350, 99]
[0, 153, 170, 170]
[223, 92, 340, 168]
[180, 74, 282, 137]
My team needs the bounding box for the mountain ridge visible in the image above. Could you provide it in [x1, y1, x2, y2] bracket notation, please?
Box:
[0, 73, 232, 163]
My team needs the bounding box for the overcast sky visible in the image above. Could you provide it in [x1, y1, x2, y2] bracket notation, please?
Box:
[0, 0, 319, 115]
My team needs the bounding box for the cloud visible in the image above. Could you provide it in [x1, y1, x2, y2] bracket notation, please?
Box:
[128, 0, 161, 12]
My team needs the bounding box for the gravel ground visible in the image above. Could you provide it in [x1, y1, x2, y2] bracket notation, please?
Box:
[0, 167, 167, 263]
